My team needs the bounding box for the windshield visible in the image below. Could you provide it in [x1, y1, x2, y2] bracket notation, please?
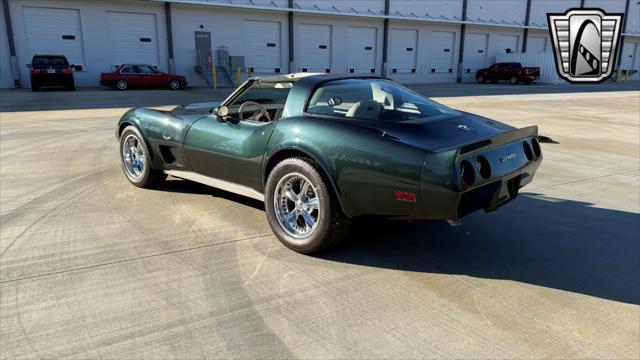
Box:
[306, 79, 460, 122]
[232, 82, 292, 105]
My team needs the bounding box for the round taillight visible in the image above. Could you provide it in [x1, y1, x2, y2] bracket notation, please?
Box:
[532, 137, 541, 158]
[523, 141, 533, 161]
[460, 160, 476, 186]
[476, 156, 491, 179]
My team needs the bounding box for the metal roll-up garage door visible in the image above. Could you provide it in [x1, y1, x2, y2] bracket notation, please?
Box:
[497, 35, 520, 56]
[347, 26, 377, 74]
[389, 29, 418, 74]
[527, 36, 548, 52]
[620, 41, 637, 70]
[463, 33, 488, 75]
[243, 20, 281, 73]
[23, 7, 86, 69]
[297, 24, 331, 73]
[107, 12, 159, 67]
[430, 31, 455, 73]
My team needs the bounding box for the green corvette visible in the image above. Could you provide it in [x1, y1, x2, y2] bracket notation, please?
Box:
[117, 73, 542, 253]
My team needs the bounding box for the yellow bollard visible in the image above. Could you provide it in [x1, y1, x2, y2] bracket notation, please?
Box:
[616, 69, 622, 81]
[624, 69, 629, 81]
[236, 67, 241, 86]
[212, 67, 217, 89]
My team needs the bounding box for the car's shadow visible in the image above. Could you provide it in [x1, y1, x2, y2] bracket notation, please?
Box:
[159, 179, 639, 305]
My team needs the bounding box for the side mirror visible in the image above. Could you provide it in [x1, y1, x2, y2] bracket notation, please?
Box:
[216, 105, 229, 117]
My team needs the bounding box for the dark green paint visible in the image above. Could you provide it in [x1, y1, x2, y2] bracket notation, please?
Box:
[117, 74, 542, 220]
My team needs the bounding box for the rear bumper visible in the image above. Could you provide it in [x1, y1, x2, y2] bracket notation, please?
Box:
[419, 128, 542, 221]
[455, 159, 539, 218]
[32, 74, 74, 86]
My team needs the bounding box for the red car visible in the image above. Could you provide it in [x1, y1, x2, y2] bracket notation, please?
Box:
[100, 64, 187, 90]
[476, 62, 540, 85]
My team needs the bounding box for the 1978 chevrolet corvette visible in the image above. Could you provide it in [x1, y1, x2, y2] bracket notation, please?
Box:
[117, 73, 542, 253]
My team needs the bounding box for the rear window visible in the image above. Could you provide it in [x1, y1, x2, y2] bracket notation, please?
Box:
[306, 79, 459, 122]
[32, 56, 69, 67]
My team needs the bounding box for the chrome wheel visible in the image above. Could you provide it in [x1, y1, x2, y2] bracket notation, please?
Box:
[274, 173, 320, 238]
[169, 80, 180, 90]
[117, 80, 128, 90]
[122, 134, 146, 181]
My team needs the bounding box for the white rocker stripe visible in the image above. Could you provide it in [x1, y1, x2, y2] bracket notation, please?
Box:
[164, 170, 265, 202]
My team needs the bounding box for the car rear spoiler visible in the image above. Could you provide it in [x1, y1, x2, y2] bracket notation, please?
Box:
[455, 125, 538, 161]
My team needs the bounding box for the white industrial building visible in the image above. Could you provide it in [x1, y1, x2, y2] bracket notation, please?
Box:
[1, 0, 639, 88]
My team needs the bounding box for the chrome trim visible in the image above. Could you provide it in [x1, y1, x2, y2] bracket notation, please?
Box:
[273, 172, 320, 239]
[164, 170, 265, 201]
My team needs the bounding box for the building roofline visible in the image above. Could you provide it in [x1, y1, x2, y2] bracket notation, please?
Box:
[142, 0, 640, 35]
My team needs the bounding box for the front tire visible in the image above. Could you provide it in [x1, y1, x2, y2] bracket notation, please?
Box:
[510, 76, 520, 85]
[119, 126, 165, 188]
[265, 157, 350, 254]
[169, 79, 181, 90]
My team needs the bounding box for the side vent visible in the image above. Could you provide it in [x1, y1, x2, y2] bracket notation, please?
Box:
[159, 145, 177, 165]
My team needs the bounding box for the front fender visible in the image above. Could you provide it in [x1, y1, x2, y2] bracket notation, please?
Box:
[117, 107, 205, 170]
[117, 108, 166, 169]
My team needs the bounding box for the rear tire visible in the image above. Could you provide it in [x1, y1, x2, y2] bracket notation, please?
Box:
[119, 126, 166, 188]
[265, 157, 350, 254]
[510, 76, 520, 85]
[31, 83, 39, 92]
[476, 75, 486, 83]
[116, 79, 128, 90]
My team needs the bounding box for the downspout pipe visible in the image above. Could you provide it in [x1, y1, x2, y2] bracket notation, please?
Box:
[165, 2, 175, 73]
[522, 0, 532, 52]
[616, 0, 630, 68]
[381, 0, 390, 77]
[456, 0, 468, 83]
[288, 0, 293, 73]
[2, 0, 20, 87]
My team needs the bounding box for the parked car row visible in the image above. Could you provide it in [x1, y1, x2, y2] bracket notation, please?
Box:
[27, 54, 188, 91]
[27, 54, 539, 92]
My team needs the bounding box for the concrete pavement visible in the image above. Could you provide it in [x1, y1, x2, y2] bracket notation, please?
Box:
[1, 84, 638, 358]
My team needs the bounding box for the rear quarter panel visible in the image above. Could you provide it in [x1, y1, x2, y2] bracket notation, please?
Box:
[265, 116, 427, 218]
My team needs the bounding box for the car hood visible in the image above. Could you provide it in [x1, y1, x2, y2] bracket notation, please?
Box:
[367, 112, 516, 153]
[170, 101, 221, 116]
